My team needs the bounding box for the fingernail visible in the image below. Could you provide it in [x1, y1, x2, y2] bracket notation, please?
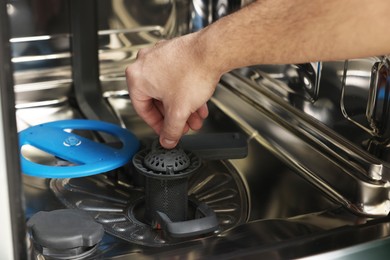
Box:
[161, 138, 177, 148]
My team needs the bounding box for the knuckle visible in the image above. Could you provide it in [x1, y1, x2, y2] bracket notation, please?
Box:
[136, 47, 149, 59]
[125, 65, 133, 77]
[167, 109, 189, 127]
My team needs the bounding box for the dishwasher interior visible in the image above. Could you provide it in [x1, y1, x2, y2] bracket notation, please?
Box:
[4, 0, 390, 259]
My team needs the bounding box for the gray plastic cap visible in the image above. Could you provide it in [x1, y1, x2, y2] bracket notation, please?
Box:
[27, 209, 104, 250]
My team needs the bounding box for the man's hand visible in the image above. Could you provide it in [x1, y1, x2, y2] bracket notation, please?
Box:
[125, 33, 221, 149]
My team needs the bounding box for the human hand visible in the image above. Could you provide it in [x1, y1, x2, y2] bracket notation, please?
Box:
[125, 33, 221, 149]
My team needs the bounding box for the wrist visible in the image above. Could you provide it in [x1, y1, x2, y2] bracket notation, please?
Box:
[190, 28, 230, 79]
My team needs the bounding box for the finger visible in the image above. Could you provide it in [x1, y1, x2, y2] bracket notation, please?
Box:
[135, 47, 151, 59]
[154, 99, 165, 115]
[155, 99, 190, 134]
[187, 111, 204, 131]
[197, 103, 209, 119]
[187, 103, 209, 131]
[126, 65, 164, 134]
[132, 98, 164, 135]
[159, 106, 189, 149]
[183, 124, 190, 134]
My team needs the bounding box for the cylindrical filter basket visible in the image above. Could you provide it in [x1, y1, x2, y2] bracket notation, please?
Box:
[133, 140, 201, 227]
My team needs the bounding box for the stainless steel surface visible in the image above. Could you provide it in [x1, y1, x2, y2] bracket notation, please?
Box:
[341, 57, 390, 138]
[0, 2, 15, 258]
[10, 0, 189, 131]
[1, 1, 27, 258]
[190, 0, 212, 32]
[7, 0, 390, 259]
[21, 100, 351, 258]
[189, 0, 253, 32]
[246, 58, 390, 156]
[215, 70, 390, 216]
[49, 157, 248, 247]
[0, 56, 16, 260]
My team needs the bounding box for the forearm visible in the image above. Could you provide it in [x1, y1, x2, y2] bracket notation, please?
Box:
[196, 0, 390, 75]
[125, 0, 390, 148]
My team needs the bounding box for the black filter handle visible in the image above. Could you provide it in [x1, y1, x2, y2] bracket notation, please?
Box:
[181, 132, 248, 160]
[156, 200, 219, 238]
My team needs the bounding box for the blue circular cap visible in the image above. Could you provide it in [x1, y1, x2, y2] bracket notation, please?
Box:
[19, 119, 140, 178]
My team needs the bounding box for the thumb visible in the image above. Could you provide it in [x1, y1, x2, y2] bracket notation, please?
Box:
[159, 106, 189, 149]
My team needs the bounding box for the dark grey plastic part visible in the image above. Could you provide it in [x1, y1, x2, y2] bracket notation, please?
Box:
[134, 141, 202, 226]
[181, 132, 248, 160]
[27, 209, 104, 251]
[144, 140, 191, 173]
[132, 144, 201, 180]
[156, 201, 219, 238]
[70, 0, 120, 144]
[145, 177, 189, 225]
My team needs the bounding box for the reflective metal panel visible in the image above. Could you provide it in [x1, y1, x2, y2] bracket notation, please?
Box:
[1, 1, 27, 259]
[216, 70, 390, 216]
[8, 1, 390, 259]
